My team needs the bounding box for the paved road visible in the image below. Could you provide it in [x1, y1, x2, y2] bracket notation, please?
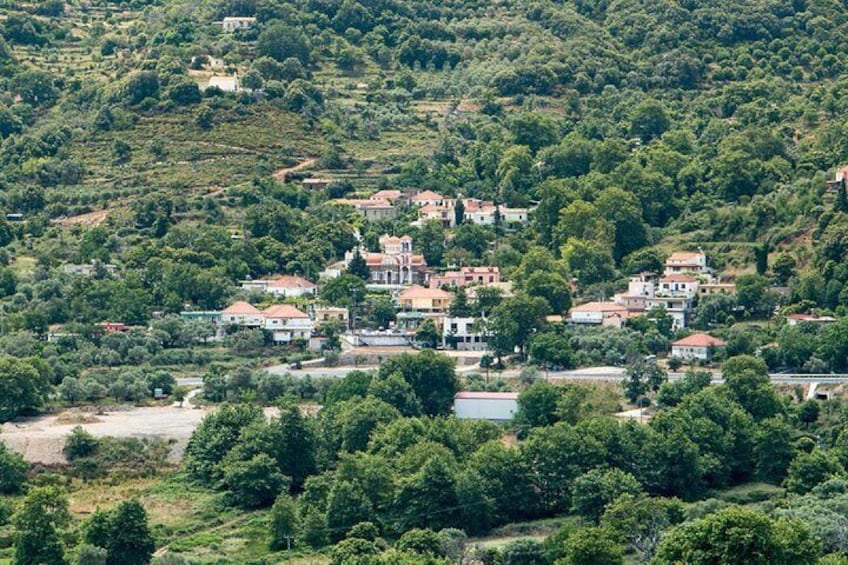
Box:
[177, 368, 848, 386]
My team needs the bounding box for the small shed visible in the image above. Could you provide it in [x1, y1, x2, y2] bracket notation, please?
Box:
[454, 392, 519, 422]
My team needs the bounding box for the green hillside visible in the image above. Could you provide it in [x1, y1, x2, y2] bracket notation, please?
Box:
[5, 0, 848, 563]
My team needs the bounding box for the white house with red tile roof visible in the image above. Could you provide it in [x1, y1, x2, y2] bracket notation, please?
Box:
[615, 273, 698, 330]
[334, 198, 398, 221]
[658, 274, 699, 297]
[664, 251, 708, 276]
[454, 391, 519, 421]
[410, 190, 445, 207]
[463, 204, 530, 227]
[241, 275, 317, 298]
[221, 301, 264, 327]
[671, 333, 727, 361]
[785, 313, 837, 326]
[568, 302, 630, 328]
[262, 304, 313, 343]
[371, 189, 403, 202]
[417, 204, 455, 228]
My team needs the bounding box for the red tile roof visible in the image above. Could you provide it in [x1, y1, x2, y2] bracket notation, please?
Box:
[570, 302, 628, 313]
[411, 190, 444, 201]
[666, 252, 704, 262]
[222, 301, 261, 315]
[672, 333, 726, 348]
[263, 304, 309, 319]
[400, 285, 452, 300]
[267, 275, 316, 289]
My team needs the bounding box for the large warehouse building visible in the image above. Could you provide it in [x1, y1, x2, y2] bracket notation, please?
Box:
[454, 391, 519, 422]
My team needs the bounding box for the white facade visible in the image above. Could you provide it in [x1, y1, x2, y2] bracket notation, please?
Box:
[240, 278, 317, 298]
[264, 317, 313, 343]
[443, 316, 487, 351]
[464, 205, 530, 227]
[614, 275, 697, 330]
[222, 312, 263, 327]
[206, 75, 239, 93]
[221, 17, 256, 32]
[664, 252, 708, 276]
[499, 207, 530, 225]
[570, 310, 604, 324]
[671, 344, 711, 361]
[454, 392, 519, 421]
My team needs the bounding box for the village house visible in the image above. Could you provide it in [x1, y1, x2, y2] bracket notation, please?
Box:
[262, 304, 313, 343]
[312, 306, 349, 326]
[179, 311, 222, 325]
[334, 198, 398, 221]
[671, 333, 726, 362]
[430, 267, 500, 289]
[346, 235, 429, 286]
[302, 178, 334, 190]
[699, 282, 737, 296]
[205, 75, 239, 93]
[466, 281, 514, 301]
[828, 165, 848, 191]
[417, 204, 455, 228]
[614, 273, 698, 330]
[463, 203, 530, 227]
[240, 275, 317, 298]
[410, 190, 445, 207]
[398, 285, 453, 312]
[568, 302, 630, 328]
[221, 301, 264, 327]
[443, 316, 488, 351]
[454, 392, 519, 422]
[220, 16, 256, 32]
[371, 189, 404, 202]
[499, 207, 530, 225]
[62, 262, 117, 276]
[664, 251, 709, 276]
[785, 313, 838, 326]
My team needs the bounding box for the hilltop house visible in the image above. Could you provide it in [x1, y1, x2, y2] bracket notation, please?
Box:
[335, 198, 398, 221]
[303, 178, 334, 190]
[240, 275, 317, 298]
[664, 251, 709, 276]
[220, 16, 256, 31]
[464, 203, 530, 227]
[671, 333, 726, 361]
[262, 304, 313, 343]
[206, 75, 239, 93]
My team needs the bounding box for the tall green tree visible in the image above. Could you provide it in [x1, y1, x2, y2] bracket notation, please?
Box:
[13, 487, 70, 565]
[653, 507, 819, 565]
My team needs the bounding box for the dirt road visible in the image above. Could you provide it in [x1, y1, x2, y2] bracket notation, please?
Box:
[272, 157, 317, 182]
